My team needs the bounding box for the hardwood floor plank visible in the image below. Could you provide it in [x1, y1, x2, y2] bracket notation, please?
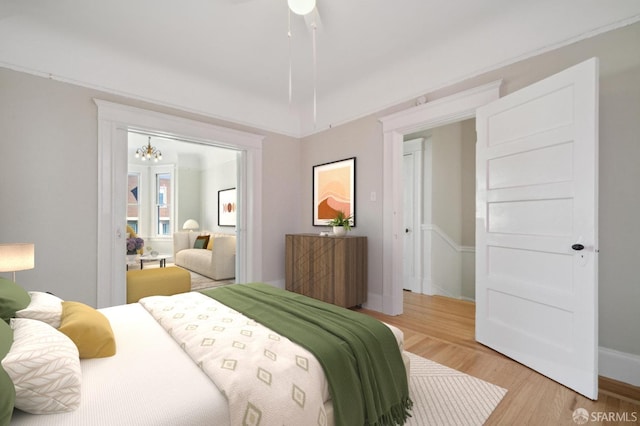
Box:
[357, 292, 640, 425]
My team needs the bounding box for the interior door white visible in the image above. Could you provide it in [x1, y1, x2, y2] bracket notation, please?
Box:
[475, 58, 599, 399]
[403, 154, 416, 291]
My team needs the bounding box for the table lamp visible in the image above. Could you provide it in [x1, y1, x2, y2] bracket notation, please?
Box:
[0, 243, 35, 282]
[183, 219, 199, 231]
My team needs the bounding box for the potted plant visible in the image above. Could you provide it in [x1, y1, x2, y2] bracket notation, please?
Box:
[328, 211, 353, 237]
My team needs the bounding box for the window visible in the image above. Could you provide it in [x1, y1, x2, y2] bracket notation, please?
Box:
[155, 171, 172, 236]
[127, 173, 141, 234]
[126, 166, 174, 238]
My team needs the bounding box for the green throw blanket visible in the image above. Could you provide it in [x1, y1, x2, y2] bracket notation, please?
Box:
[201, 283, 412, 426]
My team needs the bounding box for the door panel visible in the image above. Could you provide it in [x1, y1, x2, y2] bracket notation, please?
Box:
[476, 58, 598, 399]
[403, 154, 414, 291]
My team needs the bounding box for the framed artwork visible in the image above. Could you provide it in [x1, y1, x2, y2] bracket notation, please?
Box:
[313, 157, 356, 227]
[218, 188, 237, 227]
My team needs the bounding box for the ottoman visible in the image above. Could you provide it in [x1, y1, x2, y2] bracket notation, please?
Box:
[126, 266, 191, 303]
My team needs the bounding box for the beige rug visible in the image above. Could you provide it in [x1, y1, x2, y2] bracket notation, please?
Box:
[406, 352, 507, 426]
[188, 270, 234, 291]
[130, 261, 233, 291]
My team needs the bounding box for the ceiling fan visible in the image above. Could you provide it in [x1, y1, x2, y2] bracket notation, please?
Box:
[287, 0, 315, 15]
[287, 0, 322, 32]
[285, 0, 323, 125]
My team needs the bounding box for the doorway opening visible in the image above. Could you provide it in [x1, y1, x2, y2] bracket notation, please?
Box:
[126, 131, 240, 262]
[402, 120, 477, 302]
[379, 81, 501, 316]
[96, 100, 264, 308]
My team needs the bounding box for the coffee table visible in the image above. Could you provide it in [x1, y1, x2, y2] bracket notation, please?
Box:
[138, 254, 172, 269]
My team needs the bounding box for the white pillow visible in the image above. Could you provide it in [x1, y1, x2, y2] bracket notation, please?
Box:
[15, 291, 63, 328]
[2, 318, 81, 414]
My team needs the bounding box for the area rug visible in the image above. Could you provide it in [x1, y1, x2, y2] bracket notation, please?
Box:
[406, 352, 507, 426]
[189, 270, 233, 291]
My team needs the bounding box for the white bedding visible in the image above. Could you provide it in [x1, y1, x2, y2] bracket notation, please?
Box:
[140, 292, 330, 426]
[10, 297, 408, 426]
[10, 303, 229, 426]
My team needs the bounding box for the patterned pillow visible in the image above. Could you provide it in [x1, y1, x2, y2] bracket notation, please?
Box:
[0, 320, 15, 425]
[2, 318, 81, 414]
[15, 291, 63, 328]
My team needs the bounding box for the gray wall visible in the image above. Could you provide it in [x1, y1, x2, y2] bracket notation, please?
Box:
[299, 22, 640, 358]
[0, 68, 300, 301]
[204, 159, 236, 232]
[176, 167, 202, 230]
[0, 22, 638, 360]
[460, 119, 476, 248]
[300, 115, 385, 296]
[432, 123, 463, 244]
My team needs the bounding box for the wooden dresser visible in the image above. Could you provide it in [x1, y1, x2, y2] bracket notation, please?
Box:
[285, 233, 367, 308]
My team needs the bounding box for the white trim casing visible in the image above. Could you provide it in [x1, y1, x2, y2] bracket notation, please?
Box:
[95, 99, 264, 308]
[379, 81, 502, 315]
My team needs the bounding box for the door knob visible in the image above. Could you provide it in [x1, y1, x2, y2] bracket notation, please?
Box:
[405, 228, 410, 233]
[571, 243, 585, 251]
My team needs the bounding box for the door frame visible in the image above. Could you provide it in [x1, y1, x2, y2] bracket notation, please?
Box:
[95, 99, 264, 308]
[379, 81, 501, 315]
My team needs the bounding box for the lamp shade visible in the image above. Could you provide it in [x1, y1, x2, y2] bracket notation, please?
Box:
[182, 219, 200, 231]
[0, 243, 35, 273]
[288, 0, 315, 15]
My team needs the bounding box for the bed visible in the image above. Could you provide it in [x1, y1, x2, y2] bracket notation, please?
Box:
[1, 279, 411, 426]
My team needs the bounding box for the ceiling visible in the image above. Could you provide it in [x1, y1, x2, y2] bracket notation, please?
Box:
[1, 1, 639, 136]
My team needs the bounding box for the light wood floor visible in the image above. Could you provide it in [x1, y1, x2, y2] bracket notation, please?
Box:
[357, 291, 640, 425]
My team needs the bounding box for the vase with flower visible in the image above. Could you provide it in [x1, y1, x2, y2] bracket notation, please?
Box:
[126, 237, 144, 255]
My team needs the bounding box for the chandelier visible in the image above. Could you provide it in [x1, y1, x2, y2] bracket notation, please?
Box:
[135, 137, 162, 162]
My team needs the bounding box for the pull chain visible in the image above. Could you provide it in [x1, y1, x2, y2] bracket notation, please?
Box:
[312, 14, 317, 128]
[288, 9, 292, 106]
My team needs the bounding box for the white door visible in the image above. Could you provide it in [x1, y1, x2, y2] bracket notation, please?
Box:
[403, 154, 416, 291]
[475, 58, 599, 399]
[403, 139, 424, 293]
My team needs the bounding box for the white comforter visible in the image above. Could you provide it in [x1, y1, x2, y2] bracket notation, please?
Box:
[10, 303, 230, 426]
[10, 293, 407, 426]
[140, 292, 330, 426]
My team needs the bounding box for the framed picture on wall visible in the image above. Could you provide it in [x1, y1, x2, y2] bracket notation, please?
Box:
[312, 157, 356, 226]
[218, 188, 236, 227]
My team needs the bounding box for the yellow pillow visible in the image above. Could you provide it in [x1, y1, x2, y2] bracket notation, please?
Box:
[206, 236, 215, 250]
[126, 225, 137, 238]
[58, 301, 116, 359]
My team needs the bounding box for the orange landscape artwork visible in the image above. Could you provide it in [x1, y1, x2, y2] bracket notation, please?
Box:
[313, 157, 355, 226]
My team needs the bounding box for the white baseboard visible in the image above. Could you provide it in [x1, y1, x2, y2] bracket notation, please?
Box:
[599, 346, 640, 387]
[430, 283, 459, 299]
[364, 292, 383, 312]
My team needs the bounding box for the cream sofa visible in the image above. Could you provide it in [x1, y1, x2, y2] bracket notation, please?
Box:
[173, 231, 236, 280]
